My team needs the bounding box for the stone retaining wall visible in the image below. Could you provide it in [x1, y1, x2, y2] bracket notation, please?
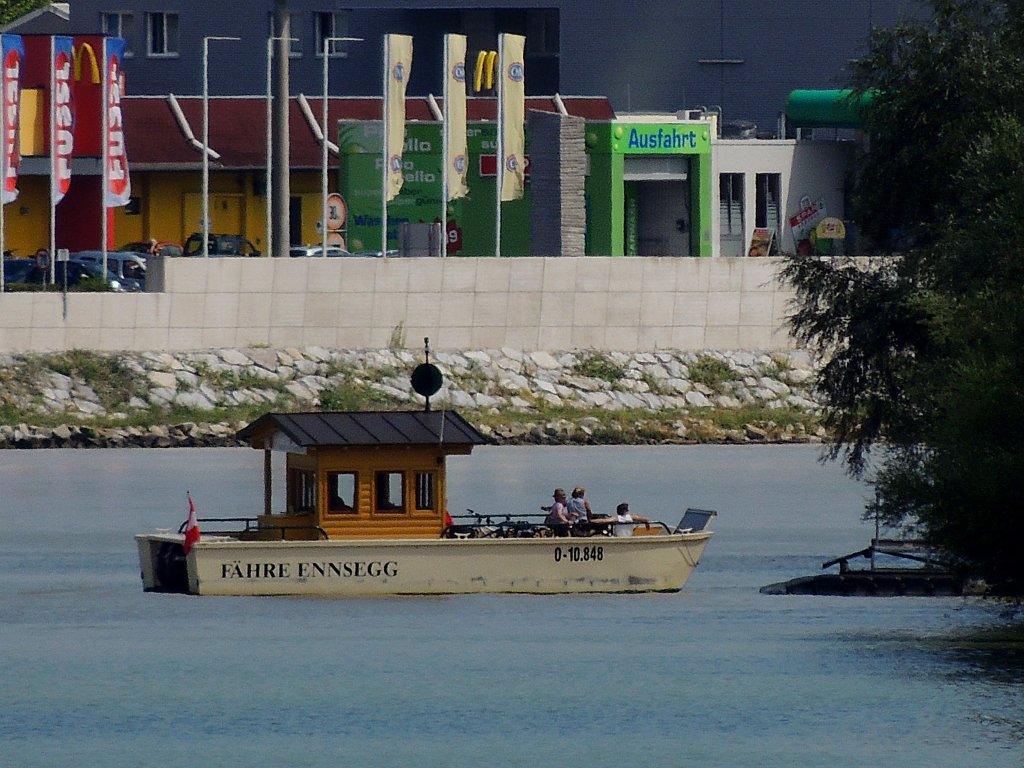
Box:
[0, 346, 825, 448]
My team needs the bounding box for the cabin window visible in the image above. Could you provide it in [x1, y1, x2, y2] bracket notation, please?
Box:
[375, 471, 405, 513]
[289, 468, 316, 514]
[414, 472, 436, 511]
[326, 472, 357, 514]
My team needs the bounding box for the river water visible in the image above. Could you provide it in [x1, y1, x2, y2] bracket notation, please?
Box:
[2, 445, 1022, 768]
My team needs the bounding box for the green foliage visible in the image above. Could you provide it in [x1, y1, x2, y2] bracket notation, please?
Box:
[688, 355, 733, 392]
[784, 0, 1024, 590]
[849, 0, 1024, 250]
[44, 350, 149, 411]
[571, 351, 625, 383]
[0, 0, 49, 25]
[318, 378, 398, 411]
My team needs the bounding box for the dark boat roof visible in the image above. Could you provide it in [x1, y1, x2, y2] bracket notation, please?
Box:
[236, 410, 488, 449]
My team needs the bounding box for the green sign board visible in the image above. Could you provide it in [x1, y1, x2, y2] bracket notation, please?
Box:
[337, 121, 530, 255]
[610, 122, 712, 155]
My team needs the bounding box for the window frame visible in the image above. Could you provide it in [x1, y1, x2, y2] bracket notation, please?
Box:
[315, 11, 351, 58]
[413, 471, 436, 513]
[288, 467, 317, 515]
[269, 11, 303, 58]
[146, 11, 179, 58]
[101, 11, 136, 57]
[325, 471, 358, 515]
[374, 470, 405, 514]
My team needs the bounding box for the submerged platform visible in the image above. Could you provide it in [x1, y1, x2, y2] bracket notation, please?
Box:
[761, 538, 975, 597]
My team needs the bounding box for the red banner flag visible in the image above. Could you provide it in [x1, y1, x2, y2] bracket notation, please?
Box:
[51, 36, 74, 205]
[103, 37, 130, 207]
[183, 492, 201, 555]
[1, 34, 24, 206]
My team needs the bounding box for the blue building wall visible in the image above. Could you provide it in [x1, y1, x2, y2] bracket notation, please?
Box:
[25, 0, 927, 132]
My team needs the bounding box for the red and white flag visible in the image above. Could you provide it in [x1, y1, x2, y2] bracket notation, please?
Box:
[183, 492, 200, 554]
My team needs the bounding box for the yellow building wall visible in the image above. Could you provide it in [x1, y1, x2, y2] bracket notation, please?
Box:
[3, 177, 49, 257]
[9, 168, 333, 257]
[112, 169, 327, 252]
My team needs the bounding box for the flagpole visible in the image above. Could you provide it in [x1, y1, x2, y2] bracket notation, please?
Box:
[495, 34, 503, 258]
[101, 39, 108, 277]
[49, 35, 57, 285]
[381, 35, 388, 258]
[441, 39, 448, 259]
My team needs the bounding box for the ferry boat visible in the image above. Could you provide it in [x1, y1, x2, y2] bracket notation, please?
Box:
[135, 409, 716, 596]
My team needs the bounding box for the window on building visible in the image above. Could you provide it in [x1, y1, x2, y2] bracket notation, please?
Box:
[526, 9, 559, 55]
[146, 12, 179, 57]
[101, 12, 135, 56]
[326, 471, 357, 514]
[414, 472, 436, 512]
[375, 471, 404, 513]
[316, 11, 351, 57]
[289, 468, 316, 514]
[755, 173, 782, 239]
[269, 11, 302, 57]
[720, 173, 745, 257]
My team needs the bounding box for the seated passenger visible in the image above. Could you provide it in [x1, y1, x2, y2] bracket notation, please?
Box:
[567, 486, 594, 535]
[544, 488, 571, 536]
[591, 502, 651, 537]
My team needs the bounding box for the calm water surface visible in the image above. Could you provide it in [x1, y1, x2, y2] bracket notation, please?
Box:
[2, 445, 1022, 768]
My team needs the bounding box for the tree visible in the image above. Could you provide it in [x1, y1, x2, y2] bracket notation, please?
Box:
[0, 1, 51, 27]
[782, 0, 1024, 591]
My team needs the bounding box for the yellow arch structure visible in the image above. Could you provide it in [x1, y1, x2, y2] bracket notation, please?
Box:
[73, 42, 100, 84]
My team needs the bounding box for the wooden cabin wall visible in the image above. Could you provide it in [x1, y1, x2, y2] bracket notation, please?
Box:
[315, 446, 448, 540]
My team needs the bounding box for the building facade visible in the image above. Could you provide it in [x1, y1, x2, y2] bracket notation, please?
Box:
[12, 1, 926, 133]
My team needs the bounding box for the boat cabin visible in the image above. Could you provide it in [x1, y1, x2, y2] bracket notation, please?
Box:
[236, 410, 488, 540]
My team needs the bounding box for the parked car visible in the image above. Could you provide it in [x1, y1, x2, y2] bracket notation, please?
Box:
[18, 259, 125, 291]
[288, 245, 354, 258]
[2, 258, 36, 284]
[118, 240, 183, 258]
[182, 233, 261, 257]
[72, 251, 146, 291]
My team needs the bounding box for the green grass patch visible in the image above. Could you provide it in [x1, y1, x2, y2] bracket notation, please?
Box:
[688, 355, 734, 392]
[571, 351, 626, 383]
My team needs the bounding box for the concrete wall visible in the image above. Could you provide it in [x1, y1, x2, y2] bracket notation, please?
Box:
[0, 256, 796, 353]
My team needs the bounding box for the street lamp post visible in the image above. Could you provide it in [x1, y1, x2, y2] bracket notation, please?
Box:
[203, 35, 240, 258]
[321, 37, 361, 256]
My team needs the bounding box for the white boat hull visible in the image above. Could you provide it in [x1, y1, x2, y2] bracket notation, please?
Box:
[136, 532, 713, 596]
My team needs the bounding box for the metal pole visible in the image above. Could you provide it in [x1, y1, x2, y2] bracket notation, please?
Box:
[321, 37, 361, 257]
[49, 36, 56, 285]
[265, 37, 274, 259]
[381, 36, 388, 258]
[272, 1, 291, 257]
[202, 36, 239, 259]
[202, 37, 209, 259]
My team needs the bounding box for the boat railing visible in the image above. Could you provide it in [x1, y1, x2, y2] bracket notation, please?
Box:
[180, 517, 329, 541]
[444, 510, 675, 538]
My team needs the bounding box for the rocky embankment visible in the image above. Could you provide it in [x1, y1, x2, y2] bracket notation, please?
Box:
[0, 347, 826, 448]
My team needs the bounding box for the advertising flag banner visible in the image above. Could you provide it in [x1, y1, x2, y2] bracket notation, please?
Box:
[1, 34, 25, 206]
[443, 34, 468, 201]
[498, 33, 525, 202]
[103, 37, 130, 207]
[51, 36, 75, 205]
[384, 34, 413, 202]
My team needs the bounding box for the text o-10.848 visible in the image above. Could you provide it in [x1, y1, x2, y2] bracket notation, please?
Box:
[554, 546, 604, 563]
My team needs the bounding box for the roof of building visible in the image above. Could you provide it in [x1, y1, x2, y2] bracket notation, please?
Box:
[123, 94, 615, 170]
[236, 409, 488, 450]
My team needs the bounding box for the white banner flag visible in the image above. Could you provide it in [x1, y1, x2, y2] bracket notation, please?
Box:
[383, 34, 412, 202]
[443, 34, 468, 201]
